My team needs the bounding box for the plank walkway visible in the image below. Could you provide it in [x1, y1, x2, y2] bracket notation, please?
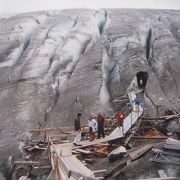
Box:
[51, 143, 97, 179]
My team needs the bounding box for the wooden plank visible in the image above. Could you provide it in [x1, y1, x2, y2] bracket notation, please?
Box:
[50, 150, 55, 170]
[58, 156, 71, 177]
[54, 156, 61, 180]
[143, 114, 180, 121]
[137, 177, 176, 180]
[94, 143, 109, 147]
[49, 134, 69, 138]
[124, 134, 133, 146]
[164, 142, 180, 147]
[63, 155, 94, 177]
[14, 161, 39, 165]
[142, 117, 165, 120]
[72, 135, 123, 150]
[151, 157, 180, 166]
[161, 113, 180, 120]
[164, 144, 180, 150]
[152, 148, 180, 158]
[166, 141, 180, 146]
[165, 139, 180, 149]
[60, 143, 73, 156]
[129, 144, 153, 161]
[96, 177, 104, 179]
[132, 136, 167, 139]
[30, 126, 73, 132]
[93, 169, 107, 173]
[34, 166, 51, 169]
[50, 139, 71, 177]
[50, 149, 97, 179]
[58, 158, 76, 180]
[75, 149, 92, 155]
[71, 156, 94, 176]
[166, 139, 180, 145]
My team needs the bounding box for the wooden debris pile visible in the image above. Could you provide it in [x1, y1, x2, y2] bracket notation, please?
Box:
[104, 143, 155, 179]
[12, 117, 179, 180]
[10, 138, 51, 179]
[135, 169, 177, 180]
[151, 138, 180, 166]
[7, 127, 75, 179]
[10, 92, 180, 179]
[133, 121, 167, 139]
[71, 114, 179, 179]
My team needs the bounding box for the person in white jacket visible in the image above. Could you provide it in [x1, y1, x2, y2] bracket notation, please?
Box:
[88, 115, 98, 141]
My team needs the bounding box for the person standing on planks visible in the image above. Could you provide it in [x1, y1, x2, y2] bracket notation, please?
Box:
[97, 112, 105, 139]
[115, 111, 125, 134]
[88, 115, 98, 141]
[133, 96, 141, 113]
[73, 113, 82, 146]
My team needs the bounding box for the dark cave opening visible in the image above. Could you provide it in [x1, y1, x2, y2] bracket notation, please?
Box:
[136, 71, 149, 88]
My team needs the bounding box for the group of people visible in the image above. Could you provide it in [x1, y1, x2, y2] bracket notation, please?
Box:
[73, 112, 105, 146]
[73, 96, 142, 146]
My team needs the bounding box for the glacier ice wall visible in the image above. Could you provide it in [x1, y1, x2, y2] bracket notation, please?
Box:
[0, 9, 180, 160]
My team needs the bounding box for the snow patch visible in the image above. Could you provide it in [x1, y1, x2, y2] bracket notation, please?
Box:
[99, 48, 115, 114]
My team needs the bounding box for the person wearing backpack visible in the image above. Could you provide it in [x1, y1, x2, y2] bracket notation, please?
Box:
[133, 96, 141, 112]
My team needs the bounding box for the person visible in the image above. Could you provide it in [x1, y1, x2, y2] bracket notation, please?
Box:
[139, 78, 143, 88]
[73, 113, 82, 146]
[140, 78, 143, 86]
[88, 115, 98, 141]
[115, 111, 125, 134]
[133, 96, 141, 112]
[97, 112, 105, 139]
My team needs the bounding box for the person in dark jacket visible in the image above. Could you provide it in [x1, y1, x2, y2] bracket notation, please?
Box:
[97, 112, 105, 139]
[73, 113, 82, 146]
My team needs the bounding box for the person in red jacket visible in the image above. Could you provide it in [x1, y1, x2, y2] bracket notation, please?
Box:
[115, 111, 125, 134]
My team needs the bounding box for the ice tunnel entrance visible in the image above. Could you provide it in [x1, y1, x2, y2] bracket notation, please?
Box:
[136, 71, 149, 88]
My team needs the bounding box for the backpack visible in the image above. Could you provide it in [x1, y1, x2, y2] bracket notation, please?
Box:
[135, 96, 140, 104]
